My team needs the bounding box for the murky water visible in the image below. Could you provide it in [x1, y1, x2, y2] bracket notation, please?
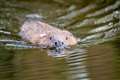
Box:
[0, 0, 120, 80]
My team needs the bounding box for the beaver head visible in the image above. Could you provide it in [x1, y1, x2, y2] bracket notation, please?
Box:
[19, 29, 77, 49]
[34, 30, 77, 49]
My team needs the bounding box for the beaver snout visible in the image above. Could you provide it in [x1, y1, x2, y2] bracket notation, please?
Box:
[54, 40, 64, 46]
[49, 36, 66, 49]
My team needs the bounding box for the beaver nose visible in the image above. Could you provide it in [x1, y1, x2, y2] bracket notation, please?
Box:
[55, 42, 58, 46]
[54, 41, 65, 47]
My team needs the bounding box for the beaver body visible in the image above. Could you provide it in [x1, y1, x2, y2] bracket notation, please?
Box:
[19, 20, 77, 49]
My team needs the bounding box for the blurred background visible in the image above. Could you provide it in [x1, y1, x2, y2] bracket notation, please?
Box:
[0, 0, 120, 80]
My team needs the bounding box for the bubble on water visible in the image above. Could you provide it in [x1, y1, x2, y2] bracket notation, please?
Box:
[113, 11, 120, 19]
[108, 22, 113, 26]
[115, 11, 119, 14]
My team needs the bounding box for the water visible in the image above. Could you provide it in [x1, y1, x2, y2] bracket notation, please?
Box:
[0, 0, 120, 80]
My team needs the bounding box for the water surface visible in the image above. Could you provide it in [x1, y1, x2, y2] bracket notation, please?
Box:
[0, 0, 120, 80]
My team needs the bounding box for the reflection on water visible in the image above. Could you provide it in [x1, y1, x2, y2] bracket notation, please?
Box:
[0, 0, 120, 80]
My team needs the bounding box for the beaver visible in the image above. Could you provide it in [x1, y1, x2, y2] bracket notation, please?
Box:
[19, 14, 77, 57]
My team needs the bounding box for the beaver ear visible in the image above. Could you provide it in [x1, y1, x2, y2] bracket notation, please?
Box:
[62, 30, 70, 34]
[62, 30, 72, 35]
[62, 30, 69, 33]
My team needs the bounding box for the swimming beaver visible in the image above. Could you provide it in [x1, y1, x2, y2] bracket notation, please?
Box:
[19, 14, 77, 57]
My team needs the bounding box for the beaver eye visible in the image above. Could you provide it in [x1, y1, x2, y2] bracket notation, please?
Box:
[66, 37, 68, 40]
[49, 37, 52, 40]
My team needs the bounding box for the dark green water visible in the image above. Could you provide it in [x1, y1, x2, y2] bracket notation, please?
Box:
[0, 0, 120, 80]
